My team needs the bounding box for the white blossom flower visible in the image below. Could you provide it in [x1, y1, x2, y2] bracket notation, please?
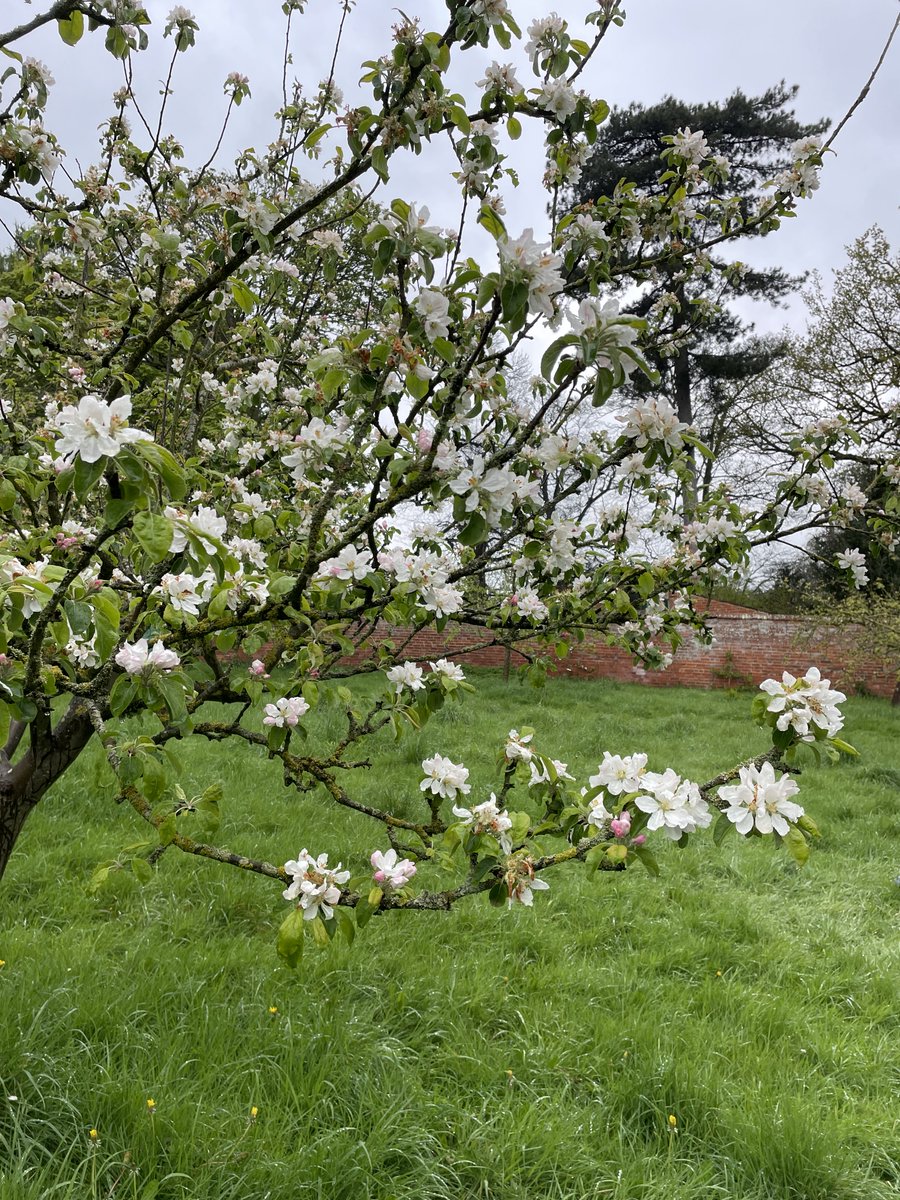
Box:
[429, 658, 465, 682]
[719, 761, 803, 836]
[386, 662, 425, 694]
[452, 794, 513, 852]
[537, 78, 577, 121]
[263, 696, 311, 728]
[282, 849, 350, 921]
[586, 793, 611, 831]
[319, 545, 373, 581]
[837, 548, 868, 588]
[634, 768, 711, 840]
[589, 751, 649, 796]
[506, 856, 550, 907]
[414, 289, 451, 342]
[53, 395, 151, 463]
[616, 397, 689, 452]
[528, 758, 574, 786]
[167, 505, 227, 554]
[420, 753, 470, 801]
[671, 127, 709, 165]
[759, 667, 846, 741]
[158, 572, 206, 616]
[505, 730, 533, 762]
[477, 62, 521, 93]
[498, 229, 565, 319]
[114, 638, 181, 674]
[371, 848, 417, 889]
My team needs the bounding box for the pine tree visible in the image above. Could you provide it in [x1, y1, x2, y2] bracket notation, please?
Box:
[568, 84, 829, 509]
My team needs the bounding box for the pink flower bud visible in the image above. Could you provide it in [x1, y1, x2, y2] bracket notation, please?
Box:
[610, 812, 631, 838]
[373, 870, 385, 883]
[631, 833, 646, 846]
[417, 428, 433, 452]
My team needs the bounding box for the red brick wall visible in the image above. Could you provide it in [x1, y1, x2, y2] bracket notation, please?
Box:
[339, 611, 897, 700]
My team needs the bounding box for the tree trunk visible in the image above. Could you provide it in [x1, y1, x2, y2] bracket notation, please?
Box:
[0, 702, 95, 883]
[892, 677, 900, 707]
[0, 786, 38, 882]
[672, 283, 696, 520]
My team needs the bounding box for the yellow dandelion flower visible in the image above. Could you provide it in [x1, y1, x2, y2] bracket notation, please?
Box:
[89, 1128, 99, 1141]
[250, 1106, 259, 1119]
[268, 1005, 278, 1015]
[668, 1114, 678, 1128]
[146, 1098, 156, 1114]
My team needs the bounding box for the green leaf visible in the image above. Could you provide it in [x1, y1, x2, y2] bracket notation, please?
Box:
[133, 511, 174, 562]
[337, 910, 356, 946]
[131, 857, 153, 884]
[459, 512, 488, 546]
[0, 479, 16, 511]
[197, 784, 222, 832]
[478, 204, 507, 240]
[829, 737, 859, 757]
[371, 146, 389, 183]
[157, 813, 177, 846]
[632, 845, 660, 876]
[230, 279, 256, 314]
[488, 881, 507, 908]
[712, 813, 734, 847]
[109, 673, 139, 717]
[276, 907, 305, 968]
[784, 826, 810, 867]
[310, 915, 331, 948]
[135, 442, 186, 500]
[57, 11, 85, 44]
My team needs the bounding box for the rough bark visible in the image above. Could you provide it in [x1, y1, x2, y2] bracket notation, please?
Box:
[0, 702, 95, 882]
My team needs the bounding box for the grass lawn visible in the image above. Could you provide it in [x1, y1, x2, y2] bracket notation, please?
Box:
[1, 674, 898, 1200]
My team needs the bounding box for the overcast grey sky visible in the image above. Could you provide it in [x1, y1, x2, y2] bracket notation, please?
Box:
[8, 0, 900, 336]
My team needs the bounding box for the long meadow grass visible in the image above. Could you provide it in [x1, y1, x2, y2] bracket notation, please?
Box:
[1, 675, 898, 1199]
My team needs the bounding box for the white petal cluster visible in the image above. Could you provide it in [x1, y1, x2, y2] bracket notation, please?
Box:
[589, 751, 649, 796]
[166, 505, 227, 554]
[420, 753, 470, 801]
[537, 78, 577, 121]
[759, 667, 846, 741]
[837, 548, 868, 588]
[505, 856, 550, 907]
[157, 570, 213, 616]
[671, 127, 709, 165]
[505, 729, 533, 762]
[114, 638, 181, 674]
[370, 848, 417, 889]
[53, 395, 151, 464]
[386, 662, 425, 694]
[414, 288, 451, 342]
[452, 793, 513, 853]
[498, 229, 565, 319]
[429, 658, 465, 682]
[282, 849, 350, 921]
[528, 758, 573, 786]
[263, 696, 310, 728]
[506, 588, 549, 622]
[634, 768, 712, 840]
[319, 545, 373, 581]
[448, 455, 519, 524]
[719, 761, 803, 836]
[616, 397, 689, 452]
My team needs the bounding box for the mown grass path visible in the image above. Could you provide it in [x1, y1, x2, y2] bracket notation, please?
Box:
[1, 676, 898, 1199]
